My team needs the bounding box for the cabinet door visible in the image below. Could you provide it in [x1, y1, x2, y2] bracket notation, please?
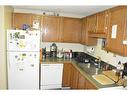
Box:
[96, 11, 108, 34]
[42, 16, 60, 42]
[106, 7, 127, 55]
[62, 17, 82, 43]
[81, 18, 97, 45]
[12, 13, 31, 29]
[87, 14, 97, 33]
[30, 14, 41, 28]
[85, 79, 97, 89]
[77, 72, 86, 89]
[62, 63, 72, 87]
[81, 19, 87, 44]
[70, 65, 79, 89]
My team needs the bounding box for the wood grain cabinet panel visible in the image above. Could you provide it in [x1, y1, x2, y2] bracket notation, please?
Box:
[81, 18, 97, 45]
[86, 14, 97, 33]
[88, 10, 110, 38]
[42, 16, 61, 42]
[85, 79, 97, 89]
[62, 63, 98, 89]
[106, 6, 127, 56]
[96, 10, 110, 34]
[12, 13, 31, 29]
[62, 17, 82, 43]
[77, 72, 86, 89]
[30, 14, 41, 27]
[70, 65, 79, 89]
[62, 63, 72, 87]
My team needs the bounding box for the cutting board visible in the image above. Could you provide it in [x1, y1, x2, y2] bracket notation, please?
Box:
[102, 70, 118, 81]
[92, 74, 115, 85]
[102, 70, 124, 85]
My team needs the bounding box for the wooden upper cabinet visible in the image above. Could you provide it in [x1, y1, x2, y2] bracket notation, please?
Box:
[81, 19, 87, 44]
[62, 17, 82, 43]
[42, 16, 61, 42]
[96, 11, 108, 34]
[12, 13, 31, 29]
[81, 18, 97, 46]
[86, 10, 111, 38]
[30, 14, 41, 28]
[86, 14, 97, 33]
[106, 6, 127, 56]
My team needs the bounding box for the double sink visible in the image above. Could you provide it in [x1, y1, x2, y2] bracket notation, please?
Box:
[77, 62, 102, 75]
[76, 62, 116, 85]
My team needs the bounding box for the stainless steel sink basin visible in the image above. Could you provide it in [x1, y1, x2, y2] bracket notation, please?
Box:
[77, 63, 102, 75]
[77, 62, 116, 86]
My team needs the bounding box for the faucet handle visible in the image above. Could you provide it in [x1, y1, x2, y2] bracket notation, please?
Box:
[97, 56, 101, 60]
[96, 56, 101, 62]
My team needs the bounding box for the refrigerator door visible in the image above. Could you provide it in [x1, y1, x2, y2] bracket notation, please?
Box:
[7, 52, 39, 89]
[7, 30, 40, 52]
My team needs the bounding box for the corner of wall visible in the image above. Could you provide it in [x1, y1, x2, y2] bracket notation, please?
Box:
[0, 6, 14, 89]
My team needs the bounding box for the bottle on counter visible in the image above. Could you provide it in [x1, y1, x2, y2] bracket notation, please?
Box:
[42, 47, 46, 60]
[116, 61, 123, 76]
[40, 48, 42, 62]
[69, 49, 72, 59]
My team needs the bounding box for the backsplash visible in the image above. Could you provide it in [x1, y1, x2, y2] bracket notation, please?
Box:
[84, 39, 127, 67]
[41, 40, 127, 67]
[41, 42, 84, 52]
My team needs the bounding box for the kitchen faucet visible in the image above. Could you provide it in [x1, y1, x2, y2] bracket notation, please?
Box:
[95, 56, 101, 69]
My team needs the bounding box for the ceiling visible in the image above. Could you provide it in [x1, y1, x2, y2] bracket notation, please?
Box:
[12, 6, 114, 17]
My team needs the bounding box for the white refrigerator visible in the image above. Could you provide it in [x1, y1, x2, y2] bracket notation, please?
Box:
[7, 29, 40, 89]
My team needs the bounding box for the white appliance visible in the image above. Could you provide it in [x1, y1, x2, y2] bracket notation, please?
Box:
[7, 30, 40, 89]
[41, 64, 63, 90]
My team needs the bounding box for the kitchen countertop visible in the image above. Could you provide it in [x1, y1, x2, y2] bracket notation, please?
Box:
[40, 57, 119, 89]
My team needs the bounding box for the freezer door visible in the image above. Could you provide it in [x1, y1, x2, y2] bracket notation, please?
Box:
[7, 52, 39, 89]
[7, 30, 40, 52]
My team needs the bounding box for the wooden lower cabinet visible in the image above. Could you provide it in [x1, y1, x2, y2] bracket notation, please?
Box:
[77, 72, 97, 89]
[85, 79, 97, 89]
[77, 72, 86, 89]
[62, 63, 97, 89]
[62, 63, 72, 87]
[70, 64, 79, 89]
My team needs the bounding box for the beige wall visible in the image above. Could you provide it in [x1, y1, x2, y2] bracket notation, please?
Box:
[0, 6, 13, 89]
